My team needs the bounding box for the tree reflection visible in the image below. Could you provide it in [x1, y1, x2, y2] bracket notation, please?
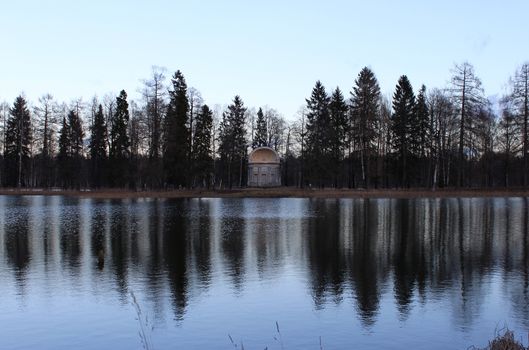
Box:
[2, 196, 529, 331]
[163, 200, 189, 321]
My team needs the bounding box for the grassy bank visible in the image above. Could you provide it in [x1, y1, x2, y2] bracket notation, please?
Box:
[1, 187, 529, 199]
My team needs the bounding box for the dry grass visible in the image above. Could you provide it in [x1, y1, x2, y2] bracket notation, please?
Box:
[471, 329, 528, 350]
[1, 187, 529, 199]
[130, 291, 154, 350]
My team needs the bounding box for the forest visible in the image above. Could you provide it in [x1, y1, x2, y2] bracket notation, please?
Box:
[1, 62, 528, 190]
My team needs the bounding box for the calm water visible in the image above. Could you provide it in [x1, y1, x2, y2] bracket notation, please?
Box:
[0, 196, 528, 349]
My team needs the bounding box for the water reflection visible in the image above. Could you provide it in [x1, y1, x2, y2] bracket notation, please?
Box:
[1, 196, 529, 345]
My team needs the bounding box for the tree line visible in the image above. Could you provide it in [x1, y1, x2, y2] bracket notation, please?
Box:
[1, 62, 528, 190]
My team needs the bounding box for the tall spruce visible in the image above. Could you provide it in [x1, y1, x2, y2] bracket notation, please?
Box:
[328, 87, 348, 187]
[218, 96, 247, 188]
[164, 70, 189, 188]
[57, 110, 84, 189]
[4, 96, 32, 187]
[411, 85, 430, 158]
[68, 109, 84, 188]
[252, 107, 268, 148]
[57, 116, 71, 188]
[109, 90, 130, 187]
[192, 104, 213, 187]
[350, 67, 381, 188]
[89, 104, 107, 187]
[391, 75, 415, 187]
[305, 81, 330, 187]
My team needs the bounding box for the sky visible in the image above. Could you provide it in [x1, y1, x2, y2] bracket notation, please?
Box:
[1, 0, 528, 119]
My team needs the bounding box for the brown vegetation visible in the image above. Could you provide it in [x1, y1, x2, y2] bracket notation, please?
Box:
[471, 330, 528, 350]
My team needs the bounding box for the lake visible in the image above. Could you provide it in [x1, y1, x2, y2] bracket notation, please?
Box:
[0, 196, 528, 349]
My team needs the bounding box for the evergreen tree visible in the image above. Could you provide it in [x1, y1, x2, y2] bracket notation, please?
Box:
[68, 110, 84, 188]
[305, 81, 330, 187]
[350, 67, 381, 188]
[252, 107, 267, 148]
[218, 96, 247, 188]
[164, 70, 189, 187]
[57, 116, 71, 188]
[89, 104, 107, 187]
[391, 75, 415, 187]
[328, 87, 348, 187]
[411, 85, 430, 158]
[4, 96, 32, 187]
[56, 110, 84, 189]
[109, 90, 130, 187]
[192, 104, 213, 187]
[68, 110, 84, 158]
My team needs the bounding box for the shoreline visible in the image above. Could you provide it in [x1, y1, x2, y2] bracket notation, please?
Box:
[0, 187, 529, 199]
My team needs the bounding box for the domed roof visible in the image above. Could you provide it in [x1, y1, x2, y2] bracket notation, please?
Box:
[248, 147, 280, 164]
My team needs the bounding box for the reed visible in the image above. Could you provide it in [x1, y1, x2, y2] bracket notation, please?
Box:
[130, 291, 154, 350]
[128, 297, 527, 350]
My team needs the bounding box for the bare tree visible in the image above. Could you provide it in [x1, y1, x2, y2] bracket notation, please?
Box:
[245, 107, 256, 147]
[34, 94, 59, 158]
[376, 96, 392, 187]
[0, 101, 10, 155]
[187, 87, 203, 156]
[498, 97, 521, 186]
[473, 102, 496, 186]
[211, 104, 224, 188]
[141, 66, 167, 160]
[450, 62, 485, 187]
[263, 107, 286, 151]
[102, 93, 116, 152]
[293, 106, 307, 187]
[429, 88, 457, 189]
[509, 63, 529, 185]
[33, 94, 60, 187]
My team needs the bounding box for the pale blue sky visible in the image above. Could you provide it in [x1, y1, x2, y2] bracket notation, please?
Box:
[1, 0, 528, 118]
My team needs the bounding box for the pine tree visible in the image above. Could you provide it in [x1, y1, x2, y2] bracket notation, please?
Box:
[328, 87, 348, 187]
[391, 75, 415, 187]
[305, 81, 330, 187]
[4, 96, 32, 187]
[89, 104, 107, 187]
[252, 107, 267, 148]
[109, 90, 130, 187]
[164, 70, 189, 188]
[350, 67, 381, 188]
[192, 104, 213, 187]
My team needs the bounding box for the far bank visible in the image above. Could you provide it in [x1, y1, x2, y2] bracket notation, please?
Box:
[1, 187, 529, 199]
